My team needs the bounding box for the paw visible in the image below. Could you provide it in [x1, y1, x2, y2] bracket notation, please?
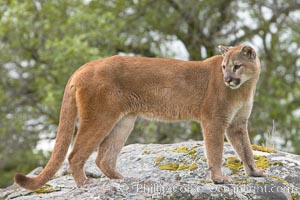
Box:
[248, 168, 267, 177]
[212, 175, 233, 184]
[104, 170, 124, 179]
[83, 178, 98, 185]
[76, 178, 89, 188]
[108, 172, 124, 179]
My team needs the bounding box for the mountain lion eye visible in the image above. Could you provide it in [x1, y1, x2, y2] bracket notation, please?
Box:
[222, 65, 225, 69]
[234, 65, 241, 70]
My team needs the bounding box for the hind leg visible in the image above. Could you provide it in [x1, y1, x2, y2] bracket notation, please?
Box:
[95, 114, 136, 179]
[68, 114, 120, 187]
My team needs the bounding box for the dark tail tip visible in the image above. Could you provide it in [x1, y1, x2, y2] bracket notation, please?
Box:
[14, 173, 40, 191]
[14, 173, 27, 183]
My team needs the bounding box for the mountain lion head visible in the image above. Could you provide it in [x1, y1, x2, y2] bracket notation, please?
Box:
[218, 45, 260, 89]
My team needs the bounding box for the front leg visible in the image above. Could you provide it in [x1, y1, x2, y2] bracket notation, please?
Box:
[226, 119, 266, 177]
[201, 120, 231, 184]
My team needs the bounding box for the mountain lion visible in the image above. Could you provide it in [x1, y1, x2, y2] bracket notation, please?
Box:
[15, 45, 266, 190]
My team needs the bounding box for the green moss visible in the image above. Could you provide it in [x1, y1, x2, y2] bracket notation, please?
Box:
[34, 184, 61, 194]
[269, 175, 288, 184]
[155, 156, 165, 163]
[254, 155, 270, 169]
[158, 162, 179, 170]
[226, 156, 243, 174]
[202, 157, 207, 162]
[252, 145, 277, 153]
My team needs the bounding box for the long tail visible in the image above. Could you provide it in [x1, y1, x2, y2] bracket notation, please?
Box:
[14, 79, 77, 191]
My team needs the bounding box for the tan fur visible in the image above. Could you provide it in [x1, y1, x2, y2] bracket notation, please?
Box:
[14, 45, 265, 190]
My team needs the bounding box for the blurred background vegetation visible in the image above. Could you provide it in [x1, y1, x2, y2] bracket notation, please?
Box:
[0, 0, 299, 188]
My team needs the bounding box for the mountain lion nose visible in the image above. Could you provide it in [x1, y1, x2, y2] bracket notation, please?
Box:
[224, 77, 233, 83]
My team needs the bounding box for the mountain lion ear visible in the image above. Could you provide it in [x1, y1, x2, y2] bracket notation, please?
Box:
[241, 46, 256, 59]
[218, 45, 231, 57]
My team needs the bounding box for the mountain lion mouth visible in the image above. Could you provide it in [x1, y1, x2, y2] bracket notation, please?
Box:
[226, 84, 241, 89]
[224, 79, 241, 89]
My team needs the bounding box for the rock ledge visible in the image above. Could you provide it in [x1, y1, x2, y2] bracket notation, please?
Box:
[1, 141, 299, 199]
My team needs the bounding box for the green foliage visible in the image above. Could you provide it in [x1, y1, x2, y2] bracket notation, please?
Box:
[0, 0, 299, 188]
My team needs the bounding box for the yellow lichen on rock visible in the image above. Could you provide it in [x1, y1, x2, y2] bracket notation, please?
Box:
[200, 178, 213, 184]
[269, 175, 288, 184]
[234, 179, 251, 185]
[177, 164, 190, 170]
[158, 162, 198, 171]
[254, 155, 270, 169]
[189, 162, 198, 170]
[291, 193, 298, 200]
[190, 154, 197, 160]
[158, 162, 179, 170]
[170, 147, 190, 153]
[252, 145, 277, 153]
[271, 161, 284, 166]
[256, 181, 270, 185]
[34, 184, 60, 194]
[155, 156, 165, 164]
[188, 149, 197, 155]
[143, 150, 159, 154]
[169, 146, 198, 155]
[226, 155, 273, 174]
[225, 156, 243, 174]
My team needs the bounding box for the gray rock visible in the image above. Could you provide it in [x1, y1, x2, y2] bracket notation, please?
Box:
[1, 141, 299, 199]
